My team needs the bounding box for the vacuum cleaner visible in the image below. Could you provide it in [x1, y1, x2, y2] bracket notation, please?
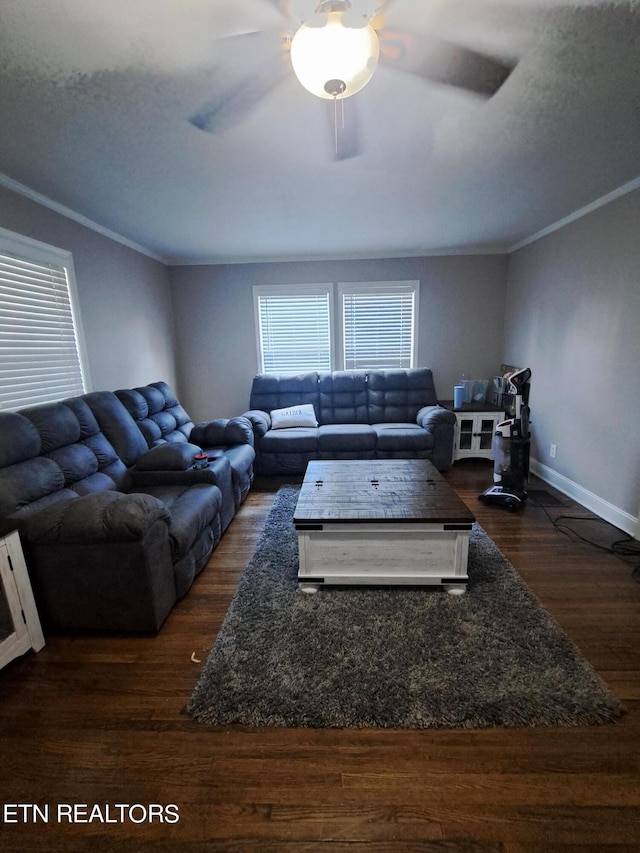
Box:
[478, 367, 531, 513]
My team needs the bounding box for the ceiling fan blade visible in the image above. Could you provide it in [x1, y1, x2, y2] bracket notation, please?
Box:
[326, 96, 363, 161]
[260, 0, 292, 14]
[379, 29, 514, 97]
[189, 70, 284, 133]
[371, 0, 400, 20]
[189, 31, 290, 134]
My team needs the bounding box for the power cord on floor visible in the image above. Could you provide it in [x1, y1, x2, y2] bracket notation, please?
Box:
[532, 501, 640, 582]
[611, 536, 640, 583]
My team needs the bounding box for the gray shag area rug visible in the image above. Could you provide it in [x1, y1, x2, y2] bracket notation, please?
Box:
[188, 487, 623, 729]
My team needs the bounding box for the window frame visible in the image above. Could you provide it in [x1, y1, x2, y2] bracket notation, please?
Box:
[0, 226, 91, 411]
[253, 283, 335, 374]
[253, 280, 420, 374]
[336, 280, 420, 371]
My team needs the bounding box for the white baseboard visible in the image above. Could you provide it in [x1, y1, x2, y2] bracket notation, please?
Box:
[530, 459, 638, 538]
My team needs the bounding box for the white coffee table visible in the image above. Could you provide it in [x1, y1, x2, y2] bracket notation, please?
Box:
[293, 459, 475, 594]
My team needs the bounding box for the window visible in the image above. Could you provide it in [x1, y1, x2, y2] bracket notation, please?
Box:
[254, 280, 419, 373]
[338, 282, 418, 370]
[254, 284, 333, 373]
[0, 227, 89, 411]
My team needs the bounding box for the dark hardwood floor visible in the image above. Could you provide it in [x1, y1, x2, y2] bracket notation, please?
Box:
[1, 461, 639, 852]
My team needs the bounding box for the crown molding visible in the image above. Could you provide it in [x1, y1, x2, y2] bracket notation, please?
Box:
[508, 176, 640, 253]
[0, 173, 168, 265]
[3, 171, 638, 266]
[167, 245, 509, 266]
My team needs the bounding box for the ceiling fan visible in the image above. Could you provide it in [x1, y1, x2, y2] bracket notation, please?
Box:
[188, 0, 515, 160]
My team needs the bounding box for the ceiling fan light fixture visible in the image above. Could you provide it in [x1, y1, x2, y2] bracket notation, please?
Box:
[290, 6, 379, 100]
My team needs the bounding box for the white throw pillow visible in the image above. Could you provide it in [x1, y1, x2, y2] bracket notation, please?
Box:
[270, 404, 318, 429]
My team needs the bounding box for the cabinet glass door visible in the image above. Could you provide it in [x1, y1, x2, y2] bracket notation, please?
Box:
[479, 418, 496, 450]
[459, 418, 474, 450]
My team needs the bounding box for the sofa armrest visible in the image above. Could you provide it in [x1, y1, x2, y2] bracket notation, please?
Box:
[135, 442, 202, 472]
[416, 405, 456, 472]
[131, 453, 232, 495]
[130, 442, 232, 501]
[21, 491, 171, 544]
[241, 410, 271, 439]
[190, 416, 254, 448]
[416, 405, 456, 430]
[19, 492, 176, 633]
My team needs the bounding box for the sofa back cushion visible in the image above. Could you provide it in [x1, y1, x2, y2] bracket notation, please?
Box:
[61, 397, 131, 491]
[318, 371, 369, 424]
[0, 398, 131, 520]
[249, 369, 439, 426]
[25, 399, 130, 494]
[83, 391, 149, 468]
[367, 368, 438, 423]
[249, 373, 320, 418]
[0, 411, 68, 519]
[115, 381, 194, 447]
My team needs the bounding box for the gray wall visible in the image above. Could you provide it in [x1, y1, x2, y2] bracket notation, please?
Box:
[4, 179, 636, 532]
[503, 188, 640, 528]
[170, 255, 508, 422]
[0, 185, 177, 392]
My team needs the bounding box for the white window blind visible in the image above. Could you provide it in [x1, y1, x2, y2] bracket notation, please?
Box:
[0, 245, 87, 411]
[340, 282, 418, 370]
[255, 286, 333, 373]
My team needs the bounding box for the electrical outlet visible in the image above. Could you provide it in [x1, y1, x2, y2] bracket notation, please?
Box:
[550, 444, 557, 459]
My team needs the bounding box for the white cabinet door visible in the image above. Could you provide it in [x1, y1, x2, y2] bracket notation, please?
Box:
[453, 412, 503, 461]
[0, 530, 45, 669]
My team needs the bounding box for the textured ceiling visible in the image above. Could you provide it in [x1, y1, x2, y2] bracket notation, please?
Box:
[0, 0, 638, 264]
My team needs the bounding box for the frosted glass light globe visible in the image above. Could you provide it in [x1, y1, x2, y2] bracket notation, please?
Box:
[290, 10, 379, 99]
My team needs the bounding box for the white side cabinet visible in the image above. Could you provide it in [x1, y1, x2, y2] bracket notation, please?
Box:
[0, 528, 45, 669]
[440, 402, 505, 463]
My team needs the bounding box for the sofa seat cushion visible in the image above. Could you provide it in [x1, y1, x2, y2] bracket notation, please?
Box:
[207, 444, 255, 477]
[171, 525, 219, 599]
[207, 445, 254, 507]
[131, 450, 235, 533]
[317, 423, 376, 452]
[259, 427, 318, 454]
[135, 483, 221, 561]
[373, 423, 434, 452]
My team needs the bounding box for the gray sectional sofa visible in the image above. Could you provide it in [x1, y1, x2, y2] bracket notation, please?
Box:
[0, 382, 254, 633]
[243, 368, 455, 475]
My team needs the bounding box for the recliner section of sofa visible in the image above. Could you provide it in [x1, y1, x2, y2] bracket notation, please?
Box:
[243, 368, 455, 475]
[114, 381, 254, 521]
[0, 383, 255, 633]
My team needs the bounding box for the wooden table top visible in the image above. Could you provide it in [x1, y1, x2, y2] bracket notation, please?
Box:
[439, 400, 504, 413]
[294, 460, 476, 525]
